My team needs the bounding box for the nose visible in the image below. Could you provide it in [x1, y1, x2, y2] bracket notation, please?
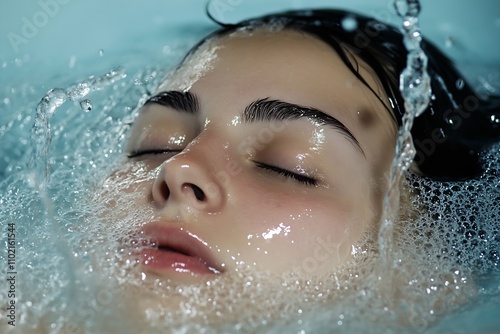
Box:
[151, 152, 225, 213]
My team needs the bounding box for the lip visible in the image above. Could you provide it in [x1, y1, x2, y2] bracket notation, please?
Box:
[133, 222, 223, 276]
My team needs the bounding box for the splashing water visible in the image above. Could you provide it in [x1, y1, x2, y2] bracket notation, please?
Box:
[13, 68, 128, 330]
[27, 67, 126, 191]
[378, 0, 431, 268]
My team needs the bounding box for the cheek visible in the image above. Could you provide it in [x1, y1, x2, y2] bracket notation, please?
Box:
[287, 200, 367, 263]
[231, 193, 368, 275]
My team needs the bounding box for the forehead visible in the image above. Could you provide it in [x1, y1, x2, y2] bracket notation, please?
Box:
[161, 29, 391, 118]
[193, 31, 388, 123]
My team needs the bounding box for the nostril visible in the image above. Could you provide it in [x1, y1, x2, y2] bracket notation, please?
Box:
[159, 182, 170, 202]
[191, 184, 206, 201]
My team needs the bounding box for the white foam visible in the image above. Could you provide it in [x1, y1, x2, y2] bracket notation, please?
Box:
[1, 62, 498, 334]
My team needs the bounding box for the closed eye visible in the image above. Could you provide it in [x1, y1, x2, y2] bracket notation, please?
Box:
[254, 161, 318, 186]
[127, 149, 182, 158]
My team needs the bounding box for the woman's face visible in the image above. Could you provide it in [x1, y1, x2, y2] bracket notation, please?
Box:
[106, 30, 397, 283]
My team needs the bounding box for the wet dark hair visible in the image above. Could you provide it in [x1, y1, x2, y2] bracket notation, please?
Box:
[186, 8, 499, 181]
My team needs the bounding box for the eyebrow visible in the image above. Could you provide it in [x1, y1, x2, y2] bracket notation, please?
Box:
[145, 91, 364, 156]
[145, 91, 199, 114]
[244, 98, 364, 156]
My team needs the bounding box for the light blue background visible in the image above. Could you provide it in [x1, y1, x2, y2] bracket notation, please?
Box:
[1, 0, 499, 90]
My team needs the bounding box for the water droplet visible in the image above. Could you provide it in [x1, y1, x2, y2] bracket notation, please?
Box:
[491, 114, 500, 124]
[80, 99, 92, 112]
[456, 78, 464, 90]
[341, 16, 358, 31]
[99, 49, 104, 57]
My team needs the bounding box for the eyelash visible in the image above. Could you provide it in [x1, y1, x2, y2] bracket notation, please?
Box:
[127, 149, 182, 158]
[127, 150, 317, 187]
[254, 161, 317, 187]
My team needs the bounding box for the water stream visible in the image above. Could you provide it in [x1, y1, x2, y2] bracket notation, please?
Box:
[22, 67, 127, 317]
[378, 0, 431, 271]
[27, 67, 126, 190]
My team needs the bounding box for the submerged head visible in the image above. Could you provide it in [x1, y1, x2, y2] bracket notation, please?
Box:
[102, 9, 496, 285]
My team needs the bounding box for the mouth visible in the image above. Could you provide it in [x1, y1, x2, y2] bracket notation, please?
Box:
[133, 223, 223, 277]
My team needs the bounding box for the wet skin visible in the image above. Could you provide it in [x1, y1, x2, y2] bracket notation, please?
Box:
[108, 29, 397, 282]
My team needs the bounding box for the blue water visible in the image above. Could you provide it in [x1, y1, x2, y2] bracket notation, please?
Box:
[1, 1, 499, 333]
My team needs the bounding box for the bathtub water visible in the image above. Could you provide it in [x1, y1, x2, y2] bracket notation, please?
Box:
[1, 0, 499, 333]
